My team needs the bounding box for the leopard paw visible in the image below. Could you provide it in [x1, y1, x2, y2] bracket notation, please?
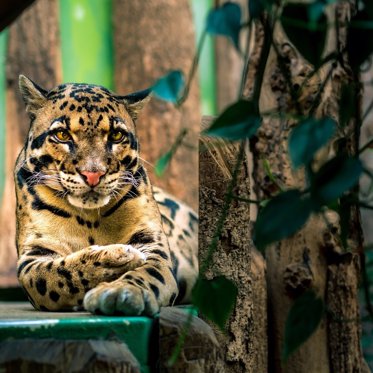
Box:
[83, 280, 159, 316]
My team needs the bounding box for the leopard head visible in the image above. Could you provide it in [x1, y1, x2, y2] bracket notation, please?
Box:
[19, 75, 150, 209]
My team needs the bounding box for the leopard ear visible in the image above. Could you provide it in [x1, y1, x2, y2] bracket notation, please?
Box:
[120, 88, 152, 121]
[19, 75, 48, 115]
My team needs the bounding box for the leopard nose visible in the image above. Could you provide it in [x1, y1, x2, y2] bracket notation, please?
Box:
[80, 171, 106, 187]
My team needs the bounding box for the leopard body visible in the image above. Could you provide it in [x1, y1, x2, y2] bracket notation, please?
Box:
[15, 75, 198, 315]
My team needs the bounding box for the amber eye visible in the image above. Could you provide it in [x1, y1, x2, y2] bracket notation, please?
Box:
[53, 130, 71, 143]
[109, 130, 125, 143]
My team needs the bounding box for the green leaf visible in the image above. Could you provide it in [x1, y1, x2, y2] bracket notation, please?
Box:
[152, 70, 185, 103]
[282, 291, 324, 361]
[204, 100, 261, 140]
[289, 117, 336, 169]
[155, 151, 173, 177]
[253, 190, 313, 250]
[192, 276, 238, 331]
[249, 0, 275, 20]
[281, 3, 327, 66]
[311, 156, 363, 206]
[206, 2, 242, 50]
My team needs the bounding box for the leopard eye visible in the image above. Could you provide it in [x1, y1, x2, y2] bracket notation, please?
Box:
[109, 130, 125, 143]
[53, 130, 71, 143]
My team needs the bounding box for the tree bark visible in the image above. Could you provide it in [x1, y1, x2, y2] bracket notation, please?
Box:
[199, 117, 267, 372]
[0, 0, 60, 286]
[246, 1, 367, 372]
[113, 0, 200, 210]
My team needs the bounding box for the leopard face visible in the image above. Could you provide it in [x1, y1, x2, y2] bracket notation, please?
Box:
[20, 76, 149, 209]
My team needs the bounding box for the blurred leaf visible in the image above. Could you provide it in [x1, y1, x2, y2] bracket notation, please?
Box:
[282, 291, 324, 361]
[206, 2, 242, 50]
[281, 3, 327, 66]
[253, 190, 313, 250]
[155, 150, 173, 177]
[289, 117, 336, 169]
[339, 85, 356, 128]
[204, 100, 261, 140]
[152, 70, 185, 103]
[192, 276, 238, 330]
[347, 10, 373, 71]
[311, 156, 363, 206]
[249, 0, 275, 20]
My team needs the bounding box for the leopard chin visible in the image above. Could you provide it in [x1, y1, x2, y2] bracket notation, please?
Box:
[67, 192, 111, 209]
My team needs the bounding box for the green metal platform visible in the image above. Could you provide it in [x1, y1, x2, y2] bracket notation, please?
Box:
[0, 301, 156, 372]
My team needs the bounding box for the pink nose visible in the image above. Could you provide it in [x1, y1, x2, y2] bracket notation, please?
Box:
[80, 171, 105, 187]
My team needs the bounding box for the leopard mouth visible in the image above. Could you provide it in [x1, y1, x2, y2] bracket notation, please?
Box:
[67, 190, 111, 209]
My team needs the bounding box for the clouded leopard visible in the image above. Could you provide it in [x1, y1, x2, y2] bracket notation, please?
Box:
[15, 75, 198, 315]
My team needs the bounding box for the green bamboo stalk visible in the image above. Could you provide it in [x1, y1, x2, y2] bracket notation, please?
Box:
[59, 0, 114, 89]
[190, 0, 217, 115]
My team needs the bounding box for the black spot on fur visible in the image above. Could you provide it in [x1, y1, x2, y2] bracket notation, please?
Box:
[127, 230, 154, 245]
[88, 236, 95, 245]
[69, 104, 76, 111]
[58, 281, 64, 288]
[145, 267, 165, 284]
[94, 221, 99, 228]
[28, 246, 56, 256]
[188, 212, 198, 232]
[57, 267, 72, 281]
[93, 262, 101, 266]
[17, 167, 33, 188]
[49, 291, 60, 302]
[102, 185, 140, 217]
[81, 278, 89, 286]
[46, 261, 53, 271]
[149, 283, 160, 298]
[31, 131, 48, 150]
[36, 278, 47, 296]
[158, 198, 179, 220]
[150, 249, 169, 260]
[17, 259, 35, 277]
[76, 216, 85, 225]
[169, 292, 177, 305]
[32, 196, 71, 218]
[175, 278, 187, 303]
[59, 101, 68, 110]
[79, 117, 85, 125]
[134, 278, 144, 286]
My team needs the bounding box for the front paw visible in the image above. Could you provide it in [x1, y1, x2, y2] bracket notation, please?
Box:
[88, 244, 145, 269]
[83, 280, 159, 316]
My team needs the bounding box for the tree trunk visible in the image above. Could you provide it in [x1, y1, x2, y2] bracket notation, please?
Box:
[0, 0, 60, 286]
[199, 117, 267, 372]
[113, 0, 200, 210]
[246, 1, 367, 372]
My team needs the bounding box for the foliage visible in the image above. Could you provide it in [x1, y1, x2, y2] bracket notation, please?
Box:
[153, 0, 373, 364]
[282, 291, 324, 361]
[192, 276, 238, 331]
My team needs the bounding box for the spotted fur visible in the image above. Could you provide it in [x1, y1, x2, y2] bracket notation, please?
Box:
[15, 75, 198, 315]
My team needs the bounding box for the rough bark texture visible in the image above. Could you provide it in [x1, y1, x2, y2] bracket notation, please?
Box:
[0, 0, 60, 286]
[158, 307, 223, 372]
[0, 339, 140, 372]
[199, 117, 267, 373]
[113, 0, 200, 210]
[247, 1, 367, 372]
